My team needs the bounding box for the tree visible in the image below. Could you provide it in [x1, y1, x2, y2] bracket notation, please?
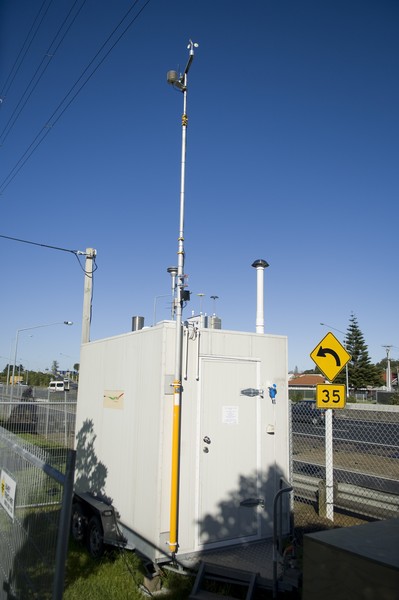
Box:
[27, 371, 52, 387]
[341, 313, 382, 390]
[51, 360, 59, 376]
[303, 366, 322, 375]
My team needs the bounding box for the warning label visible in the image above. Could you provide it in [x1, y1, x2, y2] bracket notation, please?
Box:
[0, 470, 16, 521]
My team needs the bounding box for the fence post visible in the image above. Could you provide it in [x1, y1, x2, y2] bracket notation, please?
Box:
[64, 393, 68, 447]
[53, 449, 76, 600]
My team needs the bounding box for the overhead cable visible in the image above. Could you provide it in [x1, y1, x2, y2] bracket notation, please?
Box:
[0, 0, 152, 195]
[0, 0, 54, 103]
[0, 233, 98, 275]
[0, 0, 88, 145]
[0, 232, 82, 254]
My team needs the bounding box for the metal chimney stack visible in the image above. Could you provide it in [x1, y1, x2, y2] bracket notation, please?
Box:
[251, 259, 269, 334]
[132, 316, 144, 331]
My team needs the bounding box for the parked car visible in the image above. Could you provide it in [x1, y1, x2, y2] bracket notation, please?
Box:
[291, 400, 326, 426]
[48, 379, 70, 392]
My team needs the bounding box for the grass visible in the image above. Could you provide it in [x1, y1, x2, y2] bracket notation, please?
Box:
[64, 540, 194, 600]
[63, 540, 302, 599]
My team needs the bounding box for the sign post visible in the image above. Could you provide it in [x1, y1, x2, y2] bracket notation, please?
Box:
[310, 333, 351, 522]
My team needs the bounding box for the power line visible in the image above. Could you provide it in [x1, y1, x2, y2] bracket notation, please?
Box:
[0, 0, 152, 195]
[0, 232, 81, 255]
[0, 0, 88, 145]
[0, 233, 98, 276]
[0, 0, 54, 102]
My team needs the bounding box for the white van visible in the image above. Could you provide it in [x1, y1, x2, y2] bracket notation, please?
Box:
[48, 380, 70, 392]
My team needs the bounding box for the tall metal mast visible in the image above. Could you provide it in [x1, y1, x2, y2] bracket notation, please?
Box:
[166, 39, 198, 557]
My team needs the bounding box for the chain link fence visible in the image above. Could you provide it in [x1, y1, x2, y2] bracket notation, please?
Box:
[1, 382, 399, 597]
[290, 400, 399, 542]
[0, 387, 75, 600]
[0, 387, 77, 449]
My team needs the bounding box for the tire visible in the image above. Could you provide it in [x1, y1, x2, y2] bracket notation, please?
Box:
[87, 515, 104, 559]
[71, 503, 87, 542]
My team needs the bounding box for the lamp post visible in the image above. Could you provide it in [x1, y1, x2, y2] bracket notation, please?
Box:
[197, 293, 205, 314]
[210, 295, 219, 315]
[16, 357, 29, 385]
[3, 350, 12, 392]
[166, 39, 198, 557]
[320, 322, 349, 398]
[0, 355, 8, 388]
[11, 321, 73, 402]
[60, 353, 74, 380]
[382, 346, 392, 392]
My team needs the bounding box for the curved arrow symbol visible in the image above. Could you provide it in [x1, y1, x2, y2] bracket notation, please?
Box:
[316, 346, 341, 366]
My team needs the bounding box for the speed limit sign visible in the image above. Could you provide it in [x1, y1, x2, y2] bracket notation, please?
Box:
[316, 384, 346, 409]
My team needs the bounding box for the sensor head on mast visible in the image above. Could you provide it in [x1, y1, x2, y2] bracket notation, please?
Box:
[166, 70, 186, 91]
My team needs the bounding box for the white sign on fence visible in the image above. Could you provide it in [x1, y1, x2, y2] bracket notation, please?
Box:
[0, 470, 17, 520]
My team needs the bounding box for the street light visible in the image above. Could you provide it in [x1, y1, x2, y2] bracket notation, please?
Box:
[320, 322, 349, 397]
[16, 357, 29, 384]
[382, 345, 392, 392]
[210, 295, 219, 315]
[10, 321, 73, 402]
[197, 293, 205, 314]
[60, 352, 77, 380]
[166, 39, 198, 557]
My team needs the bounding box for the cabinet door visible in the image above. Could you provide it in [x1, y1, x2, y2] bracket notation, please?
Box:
[198, 358, 260, 546]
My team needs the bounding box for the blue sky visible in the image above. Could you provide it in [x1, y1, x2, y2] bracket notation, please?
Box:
[0, 0, 398, 374]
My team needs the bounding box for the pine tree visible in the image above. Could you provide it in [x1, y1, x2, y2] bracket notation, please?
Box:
[344, 313, 382, 390]
[51, 360, 59, 376]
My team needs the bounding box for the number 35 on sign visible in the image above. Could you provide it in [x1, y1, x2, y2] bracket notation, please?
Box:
[316, 384, 346, 409]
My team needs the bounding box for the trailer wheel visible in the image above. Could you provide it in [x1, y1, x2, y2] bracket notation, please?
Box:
[71, 503, 86, 542]
[87, 515, 104, 558]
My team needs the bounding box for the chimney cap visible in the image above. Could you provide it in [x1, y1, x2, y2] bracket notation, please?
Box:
[252, 259, 269, 268]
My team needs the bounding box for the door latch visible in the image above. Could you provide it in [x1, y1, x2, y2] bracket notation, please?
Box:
[240, 388, 264, 398]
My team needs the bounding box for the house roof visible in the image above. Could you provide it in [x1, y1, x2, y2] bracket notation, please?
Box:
[288, 374, 327, 386]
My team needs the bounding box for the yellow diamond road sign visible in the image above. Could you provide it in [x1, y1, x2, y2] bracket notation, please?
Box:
[310, 332, 351, 381]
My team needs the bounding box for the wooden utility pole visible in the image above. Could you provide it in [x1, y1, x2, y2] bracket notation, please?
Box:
[81, 248, 96, 344]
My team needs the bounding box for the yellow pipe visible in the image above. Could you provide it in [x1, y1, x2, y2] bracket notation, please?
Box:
[169, 382, 181, 554]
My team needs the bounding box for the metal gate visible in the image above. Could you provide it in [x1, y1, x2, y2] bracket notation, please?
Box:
[0, 426, 75, 600]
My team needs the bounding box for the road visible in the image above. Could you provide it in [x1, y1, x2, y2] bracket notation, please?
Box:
[292, 408, 399, 499]
[293, 414, 399, 453]
[293, 459, 399, 495]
